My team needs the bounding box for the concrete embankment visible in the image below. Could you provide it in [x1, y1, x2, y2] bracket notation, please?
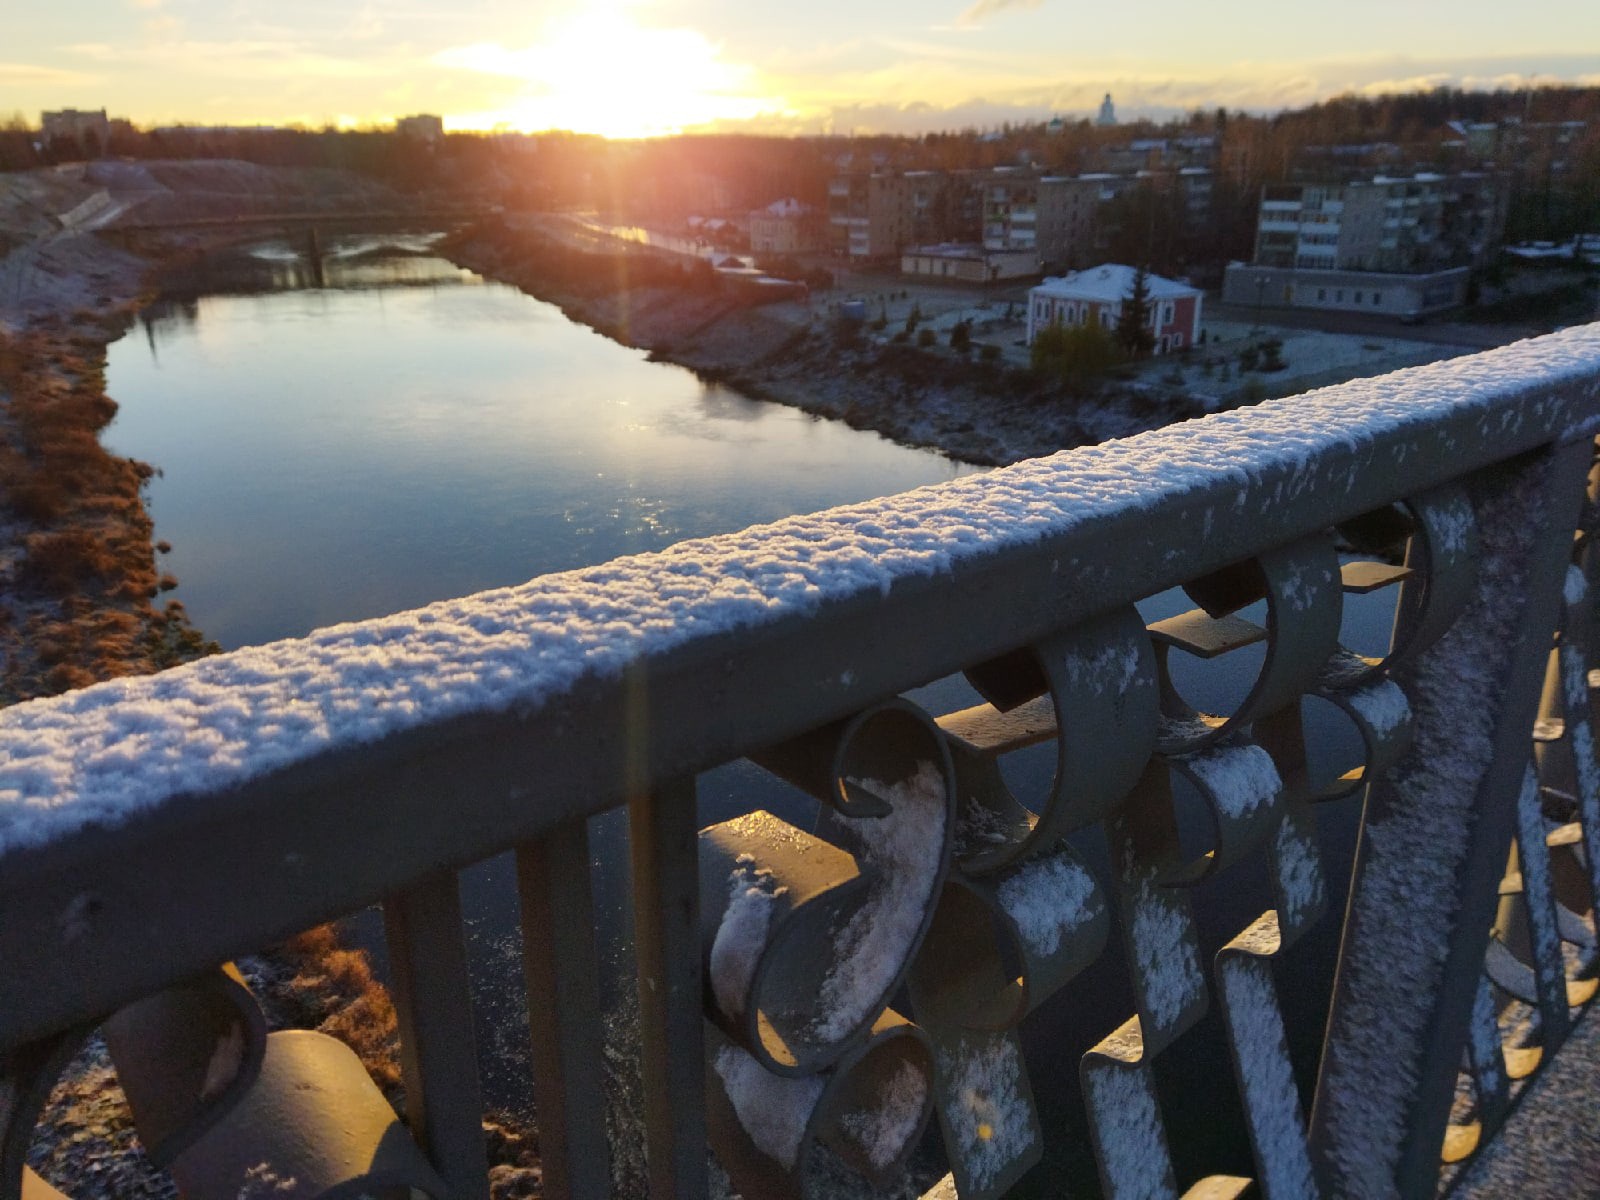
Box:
[444, 219, 1211, 467]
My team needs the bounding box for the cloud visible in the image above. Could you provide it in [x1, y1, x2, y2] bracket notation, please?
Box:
[67, 39, 385, 81]
[957, 0, 1043, 27]
[0, 63, 97, 88]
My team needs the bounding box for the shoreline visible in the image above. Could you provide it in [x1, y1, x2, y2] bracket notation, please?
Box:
[0, 244, 219, 702]
[0, 229, 481, 1193]
[443, 218, 1215, 468]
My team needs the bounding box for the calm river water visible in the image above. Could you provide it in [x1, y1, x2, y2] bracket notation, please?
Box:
[106, 243, 975, 650]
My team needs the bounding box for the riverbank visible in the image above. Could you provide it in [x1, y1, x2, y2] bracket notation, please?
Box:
[444, 217, 1214, 467]
[0, 181, 517, 1193]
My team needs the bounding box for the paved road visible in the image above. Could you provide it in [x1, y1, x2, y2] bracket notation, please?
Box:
[1204, 300, 1543, 350]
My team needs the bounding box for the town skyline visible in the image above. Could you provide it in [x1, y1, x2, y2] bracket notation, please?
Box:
[5, 0, 1600, 138]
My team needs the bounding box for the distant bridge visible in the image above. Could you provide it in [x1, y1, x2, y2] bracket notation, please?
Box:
[104, 207, 496, 234]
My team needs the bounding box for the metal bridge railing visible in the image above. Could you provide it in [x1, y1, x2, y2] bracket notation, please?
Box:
[4, 324, 1600, 1199]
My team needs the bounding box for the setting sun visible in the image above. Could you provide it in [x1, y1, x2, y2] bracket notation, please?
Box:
[437, 4, 781, 137]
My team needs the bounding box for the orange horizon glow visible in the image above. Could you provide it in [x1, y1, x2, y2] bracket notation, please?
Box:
[433, 6, 789, 140]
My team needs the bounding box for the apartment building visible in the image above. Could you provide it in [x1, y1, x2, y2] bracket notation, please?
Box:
[827, 171, 972, 260]
[1251, 172, 1508, 274]
[749, 198, 825, 255]
[40, 108, 110, 154]
[1229, 170, 1509, 317]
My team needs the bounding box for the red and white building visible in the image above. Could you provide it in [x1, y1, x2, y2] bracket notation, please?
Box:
[1026, 264, 1203, 355]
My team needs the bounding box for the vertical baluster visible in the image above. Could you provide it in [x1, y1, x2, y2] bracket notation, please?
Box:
[383, 869, 490, 1200]
[1312, 441, 1594, 1196]
[629, 777, 707, 1199]
[518, 820, 611, 1199]
[1463, 974, 1512, 1132]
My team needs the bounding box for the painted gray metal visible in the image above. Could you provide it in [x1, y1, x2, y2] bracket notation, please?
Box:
[5, 330, 1600, 1199]
[383, 871, 490, 1200]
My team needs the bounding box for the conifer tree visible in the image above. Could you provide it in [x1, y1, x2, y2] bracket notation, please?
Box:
[1115, 265, 1156, 359]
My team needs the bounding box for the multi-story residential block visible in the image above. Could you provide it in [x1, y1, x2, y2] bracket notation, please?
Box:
[749, 198, 825, 255]
[827, 171, 977, 260]
[1251, 172, 1507, 274]
[395, 114, 444, 141]
[1035, 175, 1111, 271]
[981, 168, 1039, 255]
[978, 170, 1114, 272]
[40, 108, 110, 154]
[1027, 264, 1203, 355]
[1229, 170, 1510, 317]
[825, 173, 908, 260]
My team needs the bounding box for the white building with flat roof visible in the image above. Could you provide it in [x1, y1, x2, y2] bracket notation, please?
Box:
[1028, 264, 1203, 355]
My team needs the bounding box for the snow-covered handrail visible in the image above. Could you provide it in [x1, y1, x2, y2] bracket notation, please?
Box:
[4, 323, 1600, 1199]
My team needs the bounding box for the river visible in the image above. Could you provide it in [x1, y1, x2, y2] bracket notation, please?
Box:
[107, 238, 976, 651]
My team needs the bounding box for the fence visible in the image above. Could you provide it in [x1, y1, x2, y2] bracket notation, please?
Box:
[4, 323, 1600, 1198]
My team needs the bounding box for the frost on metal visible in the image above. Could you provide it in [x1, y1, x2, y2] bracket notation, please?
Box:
[934, 1036, 1035, 1194]
[1465, 975, 1504, 1103]
[1062, 640, 1142, 696]
[1279, 559, 1334, 613]
[1180, 740, 1281, 819]
[1083, 1056, 1177, 1200]
[1428, 491, 1477, 558]
[1271, 814, 1326, 932]
[814, 762, 947, 1044]
[713, 1044, 824, 1169]
[837, 1059, 929, 1172]
[1127, 873, 1204, 1030]
[1313, 458, 1549, 1197]
[1513, 765, 1563, 987]
[710, 856, 786, 1020]
[995, 851, 1099, 958]
[1343, 677, 1412, 739]
[1217, 939, 1318, 1199]
[1563, 563, 1587, 607]
[3, 327, 1598, 854]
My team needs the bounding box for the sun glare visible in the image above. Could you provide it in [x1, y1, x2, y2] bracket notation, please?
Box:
[441, 6, 777, 137]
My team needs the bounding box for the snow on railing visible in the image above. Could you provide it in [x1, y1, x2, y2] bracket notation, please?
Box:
[4, 324, 1600, 1199]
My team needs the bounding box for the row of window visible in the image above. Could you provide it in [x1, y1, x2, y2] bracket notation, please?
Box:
[1032, 299, 1180, 326]
[1314, 287, 1384, 306]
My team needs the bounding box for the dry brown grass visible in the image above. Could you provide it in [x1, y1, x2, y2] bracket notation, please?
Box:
[0, 326, 216, 702]
[269, 926, 403, 1099]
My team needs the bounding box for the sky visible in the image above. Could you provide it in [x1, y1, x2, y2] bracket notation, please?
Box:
[4, 0, 1599, 138]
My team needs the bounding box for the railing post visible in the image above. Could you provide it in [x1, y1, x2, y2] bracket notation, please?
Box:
[517, 820, 611, 1199]
[629, 777, 707, 1199]
[1311, 437, 1594, 1196]
[383, 869, 490, 1200]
